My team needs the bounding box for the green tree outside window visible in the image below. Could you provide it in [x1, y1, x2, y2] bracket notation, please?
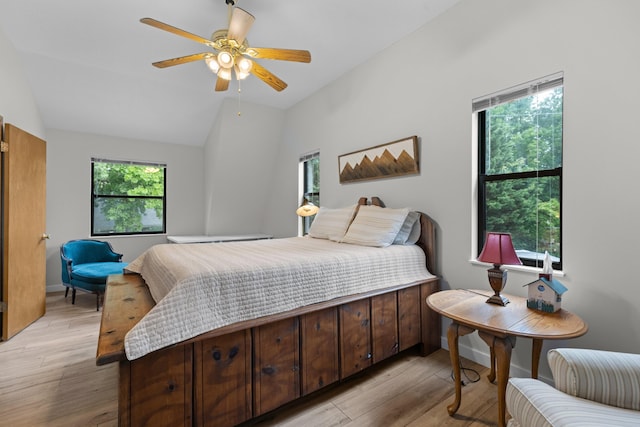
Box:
[479, 84, 563, 268]
[92, 160, 166, 235]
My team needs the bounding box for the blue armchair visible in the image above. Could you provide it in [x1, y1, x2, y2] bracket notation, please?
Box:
[60, 239, 128, 310]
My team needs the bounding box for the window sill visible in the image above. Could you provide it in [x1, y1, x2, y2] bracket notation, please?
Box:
[90, 233, 167, 239]
[469, 259, 565, 277]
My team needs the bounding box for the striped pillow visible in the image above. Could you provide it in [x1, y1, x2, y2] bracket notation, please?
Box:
[308, 205, 357, 240]
[342, 205, 409, 247]
[393, 211, 421, 245]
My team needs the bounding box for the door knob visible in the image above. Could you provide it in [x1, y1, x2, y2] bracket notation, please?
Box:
[42, 233, 50, 240]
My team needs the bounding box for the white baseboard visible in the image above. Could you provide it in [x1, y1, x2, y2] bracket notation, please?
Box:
[47, 283, 66, 294]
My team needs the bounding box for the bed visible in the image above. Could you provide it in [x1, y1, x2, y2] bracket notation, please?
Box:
[96, 197, 440, 426]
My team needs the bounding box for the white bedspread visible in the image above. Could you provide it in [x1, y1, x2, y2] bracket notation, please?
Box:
[123, 237, 434, 360]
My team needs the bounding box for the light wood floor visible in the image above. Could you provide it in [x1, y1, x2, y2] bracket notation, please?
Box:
[0, 292, 505, 426]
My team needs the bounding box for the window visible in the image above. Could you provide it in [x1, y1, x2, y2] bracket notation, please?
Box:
[91, 158, 166, 236]
[299, 151, 320, 235]
[475, 73, 563, 269]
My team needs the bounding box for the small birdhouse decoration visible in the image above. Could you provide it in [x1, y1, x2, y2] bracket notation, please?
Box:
[524, 277, 567, 312]
[524, 251, 567, 313]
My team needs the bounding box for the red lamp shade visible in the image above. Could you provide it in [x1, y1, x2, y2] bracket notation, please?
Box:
[478, 232, 522, 267]
[478, 232, 522, 306]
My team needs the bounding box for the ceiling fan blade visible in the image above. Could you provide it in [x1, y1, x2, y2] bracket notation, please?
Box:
[227, 7, 255, 45]
[250, 61, 287, 91]
[246, 47, 311, 63]
[151, 53, 209, 68]
[215, 77, 230, 92]
[140, 17, 214, 48]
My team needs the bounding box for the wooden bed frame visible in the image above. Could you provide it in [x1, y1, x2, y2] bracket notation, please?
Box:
[96, 198, 440, 426]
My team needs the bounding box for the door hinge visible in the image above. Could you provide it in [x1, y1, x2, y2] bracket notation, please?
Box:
[0, 141, 7, 152]
[0, 301, 6, 312]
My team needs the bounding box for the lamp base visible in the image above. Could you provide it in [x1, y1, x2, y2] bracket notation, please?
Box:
[486, 293, 510, 306]
[486, 266, 510, 306]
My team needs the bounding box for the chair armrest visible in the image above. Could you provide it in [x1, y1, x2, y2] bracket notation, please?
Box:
[549, 348, 640, 411]
[507, 378, 640, 427]
[106, 251, 123, 262]
[60, 250, 73, 284]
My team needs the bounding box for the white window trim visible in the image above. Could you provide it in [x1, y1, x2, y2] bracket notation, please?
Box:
[470, 72, 565, 276]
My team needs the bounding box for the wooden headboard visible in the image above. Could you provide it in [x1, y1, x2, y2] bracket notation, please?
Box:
[358, 197, 437, 276]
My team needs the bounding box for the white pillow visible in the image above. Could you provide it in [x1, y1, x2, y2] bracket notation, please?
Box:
[308, 205, 357, 240]
[393, 211, 421, 245]
[342, 205, 409, 247]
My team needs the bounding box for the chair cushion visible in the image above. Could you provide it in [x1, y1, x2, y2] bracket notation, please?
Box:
[71, 262, 128, 284]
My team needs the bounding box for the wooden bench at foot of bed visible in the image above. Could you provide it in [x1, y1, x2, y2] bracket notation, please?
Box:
[97, 273, 440, 427]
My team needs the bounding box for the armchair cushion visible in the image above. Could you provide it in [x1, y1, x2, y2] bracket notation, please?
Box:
[71, 262, 128, 284]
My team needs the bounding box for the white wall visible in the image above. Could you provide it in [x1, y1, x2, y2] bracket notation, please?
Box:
[203, 98, 286, 235]
[0, 25, 45, 140]
[46, 129, 205, 290]
[271, 0, 640, 380]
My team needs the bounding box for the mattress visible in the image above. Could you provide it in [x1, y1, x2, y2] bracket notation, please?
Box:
[123, 236, 434, 360]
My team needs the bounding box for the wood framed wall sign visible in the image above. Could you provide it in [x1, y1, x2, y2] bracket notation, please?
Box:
[338, 136, 419, 184]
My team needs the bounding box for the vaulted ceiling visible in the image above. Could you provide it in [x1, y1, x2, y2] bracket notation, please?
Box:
[0, 0, 461, 146]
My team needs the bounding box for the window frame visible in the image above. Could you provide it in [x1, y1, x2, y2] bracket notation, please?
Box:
[475, 73, 563, 270]
[91, 158, 167, 236]
[298, 151, 320, 235]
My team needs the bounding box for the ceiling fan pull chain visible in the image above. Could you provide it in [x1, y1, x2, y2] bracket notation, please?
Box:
[237, 80, 242, 116]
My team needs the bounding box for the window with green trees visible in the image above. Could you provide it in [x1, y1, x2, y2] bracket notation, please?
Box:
[91, 159, 166, 236]
[475, 74, 563, 269]
[299, 152, 319, 235]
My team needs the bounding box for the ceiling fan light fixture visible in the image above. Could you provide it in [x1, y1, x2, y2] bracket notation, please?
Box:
[217, 51, 234, 68]
[235, 56, 252, 79]
[237, 56, 252, 72]
[217, 67, 232, 81]
[205, 55, 220, 73]
[234, 66, 250, 80]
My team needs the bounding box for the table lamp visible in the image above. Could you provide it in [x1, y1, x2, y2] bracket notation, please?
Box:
[477, 232, 522, 306]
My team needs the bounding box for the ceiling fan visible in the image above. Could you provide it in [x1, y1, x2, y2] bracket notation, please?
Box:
[140, 0, 311, 92]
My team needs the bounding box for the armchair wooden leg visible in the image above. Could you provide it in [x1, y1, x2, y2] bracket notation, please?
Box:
[72, 289, 76, 305]
[64, 287, 69, 298]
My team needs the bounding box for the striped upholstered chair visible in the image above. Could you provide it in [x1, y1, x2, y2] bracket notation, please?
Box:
[506, 348, 640, 426]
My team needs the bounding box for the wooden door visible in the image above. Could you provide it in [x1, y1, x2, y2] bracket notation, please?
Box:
[1, 123, 47, 340]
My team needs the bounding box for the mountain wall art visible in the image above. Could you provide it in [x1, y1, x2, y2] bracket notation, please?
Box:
[338, 136, 419, 184]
